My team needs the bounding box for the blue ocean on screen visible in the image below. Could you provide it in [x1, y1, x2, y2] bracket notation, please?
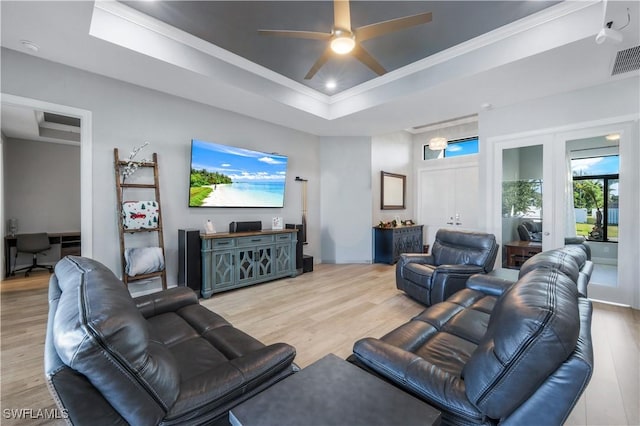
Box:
[202, 182, 285, 207]
[229, 182, 285, 199]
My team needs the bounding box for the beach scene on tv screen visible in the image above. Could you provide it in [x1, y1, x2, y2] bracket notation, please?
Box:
[189, 140, 287, 207]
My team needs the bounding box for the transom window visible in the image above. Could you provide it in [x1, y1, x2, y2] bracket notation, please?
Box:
[423, 137, 479, 160]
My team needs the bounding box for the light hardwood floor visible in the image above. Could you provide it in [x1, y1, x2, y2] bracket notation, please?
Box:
[1, 264, 638, 425]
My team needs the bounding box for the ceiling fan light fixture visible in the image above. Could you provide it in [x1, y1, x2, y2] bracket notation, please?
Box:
[330, 31, 355, 54]
[429, 136, 448, 151]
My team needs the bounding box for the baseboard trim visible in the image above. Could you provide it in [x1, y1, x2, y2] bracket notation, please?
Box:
[591, 257, 618, 266]
[588, 298, 631, 308]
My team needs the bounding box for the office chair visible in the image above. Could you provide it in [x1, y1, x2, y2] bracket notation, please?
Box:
[12, 233, 53, 277]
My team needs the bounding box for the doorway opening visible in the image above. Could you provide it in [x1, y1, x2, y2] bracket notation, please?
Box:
[567, 135, 619, 287]
[0, 94, 92, 279]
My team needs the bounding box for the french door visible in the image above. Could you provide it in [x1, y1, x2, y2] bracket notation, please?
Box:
[416, 159, 480, 247]
[492, 135, 557, 270]
[490, 120, 638, 307]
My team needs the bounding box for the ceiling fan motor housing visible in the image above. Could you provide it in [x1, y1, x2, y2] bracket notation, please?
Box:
[331, 29, 356, 54]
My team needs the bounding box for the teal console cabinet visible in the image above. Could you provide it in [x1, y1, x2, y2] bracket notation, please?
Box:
[201, 229, 297, 298]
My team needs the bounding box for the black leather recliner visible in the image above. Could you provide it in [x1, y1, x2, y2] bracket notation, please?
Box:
[517, 220, 543, 242]
[353, 244, 594, 425]
[396, 229, 499, 306]
[45, 256, 297, 425]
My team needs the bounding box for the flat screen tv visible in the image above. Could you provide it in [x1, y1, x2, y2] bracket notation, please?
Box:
[189, 139, 288, 208]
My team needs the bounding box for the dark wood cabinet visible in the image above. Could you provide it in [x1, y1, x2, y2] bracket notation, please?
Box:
[504, 240, 542, 269]
[373, 225, 423, 264]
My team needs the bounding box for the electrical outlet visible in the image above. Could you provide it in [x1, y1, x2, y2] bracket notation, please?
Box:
[603, 246, 610, 253]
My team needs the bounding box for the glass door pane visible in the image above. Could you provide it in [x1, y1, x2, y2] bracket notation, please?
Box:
[607, 178, 619, 242]
[573, 178, 604, 240]
[501, 145, 543, 269]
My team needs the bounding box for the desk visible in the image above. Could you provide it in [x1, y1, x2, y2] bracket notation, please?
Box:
[5, 232, 81, 277]
[229, 354, 440, 426]
[504, 240, 542, 269]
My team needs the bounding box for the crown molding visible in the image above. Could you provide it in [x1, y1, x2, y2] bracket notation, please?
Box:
[93, 1, 331, 104]
[330, 0, 599, 103]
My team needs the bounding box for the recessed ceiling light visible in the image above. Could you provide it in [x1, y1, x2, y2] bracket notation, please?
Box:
[20, 40, 39, 52]
[480, 103, 493, 111]
[605, 133, 620, 141]
[325, 80, 337, 91]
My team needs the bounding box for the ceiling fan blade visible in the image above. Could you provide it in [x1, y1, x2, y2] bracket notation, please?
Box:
[355, 12, 432, 42]
[352, 45, 386, 76]
[258, 30, 332, 40]
[304, 47, 333, 80]
[334, 0, 352, 31]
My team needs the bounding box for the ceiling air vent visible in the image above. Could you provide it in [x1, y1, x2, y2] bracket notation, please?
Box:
[43, 112, 81, 127]
[611, 45, 640, 76]
[37, 111, 81, 143]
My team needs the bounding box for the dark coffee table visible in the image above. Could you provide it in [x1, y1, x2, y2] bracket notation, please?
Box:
[229, 353, 441, 426]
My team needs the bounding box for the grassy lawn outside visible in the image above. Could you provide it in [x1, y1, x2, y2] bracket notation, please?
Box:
[189, 186, 212, 207]
[575, 222, 618, 239]
[575, 223, 591, 237]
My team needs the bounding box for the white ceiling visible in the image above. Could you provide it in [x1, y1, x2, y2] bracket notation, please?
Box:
[1, 104, 81, 145]
[1, 0, 639, 137]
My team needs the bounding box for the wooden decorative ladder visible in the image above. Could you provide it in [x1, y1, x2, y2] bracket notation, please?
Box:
[114, 148, 167, 289]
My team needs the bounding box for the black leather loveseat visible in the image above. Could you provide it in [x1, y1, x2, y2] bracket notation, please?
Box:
[396, 229, 499, 306]
[45, 256, 297, 425]
[353, 244, 593, 425]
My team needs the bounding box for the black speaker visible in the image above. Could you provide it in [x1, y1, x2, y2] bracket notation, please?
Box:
[286, 224, 304, 271]
[178, 229, 201, 294]
[303, 255, 314, 273]
[229, 221, 262, 233]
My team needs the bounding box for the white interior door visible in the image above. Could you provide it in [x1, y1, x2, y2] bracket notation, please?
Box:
[417, 159, 480, 247]
[453, 165, 479, 230]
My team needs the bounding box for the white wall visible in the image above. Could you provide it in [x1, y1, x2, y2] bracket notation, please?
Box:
[371, 131, 414, 225]
[479, 78, 639, 138]
[1, 48, 320, 293]
[320, 136, 372, 263]
[0, 132, 4, 278]
[587, 241, 619, 265]
[4, 138, 80, 233]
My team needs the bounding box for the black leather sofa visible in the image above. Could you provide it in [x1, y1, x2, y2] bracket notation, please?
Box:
[45, 256, 297, 425]
[396, 229, 499, 306]
[353, 244, 593, 425]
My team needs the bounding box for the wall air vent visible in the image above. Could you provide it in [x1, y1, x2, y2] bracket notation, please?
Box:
[408, 114, 478, 134]
[611, 45, 640, 76]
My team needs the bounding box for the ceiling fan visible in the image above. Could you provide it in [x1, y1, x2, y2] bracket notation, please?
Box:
[258, 0, 432, 80]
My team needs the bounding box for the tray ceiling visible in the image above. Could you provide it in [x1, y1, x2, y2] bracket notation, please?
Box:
[122, 1, 559, 94]
[2, 1, 637, 136]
